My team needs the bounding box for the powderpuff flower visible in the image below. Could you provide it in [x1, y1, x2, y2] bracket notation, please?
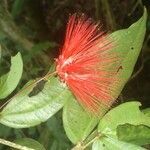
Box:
[56, 14, 120, 113]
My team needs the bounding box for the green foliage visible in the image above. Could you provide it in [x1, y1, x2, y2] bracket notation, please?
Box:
[98, 102, 150, 136]
[93, 102, 150, 149]
[0, 124, 12, 138]
[0, 3, 149, 150]
[13, 138, 46, 150]
[46, 116, 72, 150]
[0, 77, 71, 128]
[63, 97, 98, 144]
[31, 42, 57, 54]
[108, 7, 147, 99]
[91, 102, 150, 150]
[23, 41, 57, 62]
[92, 138, 146, 150]
[0, 53, 23, 99]
[117, 124, 150, 146]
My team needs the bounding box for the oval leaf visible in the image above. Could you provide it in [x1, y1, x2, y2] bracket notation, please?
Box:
[0, 53, 23, 99]
[63, 97, 99, 144]
[109, 8, 147, 99]
[0, 76, 71, 128]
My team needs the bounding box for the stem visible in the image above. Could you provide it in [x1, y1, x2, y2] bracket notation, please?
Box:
[71, 130, 102, 150]
[0, 138, 34, 150]
[101, 0, 116, 30]
[82, 130, 98, 146]
[95, 0, 100, 20]
[71, 142, 83, 150]
[83, 135, 100, 149]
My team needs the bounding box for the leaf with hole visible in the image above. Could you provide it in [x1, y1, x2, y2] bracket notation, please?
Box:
[0, 76, 71, 128]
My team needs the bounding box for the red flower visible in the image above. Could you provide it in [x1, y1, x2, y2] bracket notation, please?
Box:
[56, 14, 119, 113]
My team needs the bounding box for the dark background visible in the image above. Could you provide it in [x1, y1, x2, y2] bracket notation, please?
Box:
[0, 0, 149, 149]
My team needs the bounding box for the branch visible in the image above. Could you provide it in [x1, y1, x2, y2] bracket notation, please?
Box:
[0, 138, 34, 150]
[101, 0, 116, 30]
[71, 130, 101, 150]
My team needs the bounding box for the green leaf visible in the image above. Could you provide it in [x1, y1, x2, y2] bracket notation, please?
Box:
[46, 116, 72, 150]
[98, 102, 150, 137]
[92, 139, 104, 150]
[109, 8, 147, 99]
[0, 76, 71, 128]
[63, 97, 99, 144]
[13, 138, 46, 150]
[117, 124, 150, 146]
[0, 124, 12, 138]
[0, 53, 23, 99]
[92, 137, 146, 150]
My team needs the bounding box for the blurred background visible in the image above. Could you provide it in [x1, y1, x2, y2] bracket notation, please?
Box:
[0, 0, 149, 149]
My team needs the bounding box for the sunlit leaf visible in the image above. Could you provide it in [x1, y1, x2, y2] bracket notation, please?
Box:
[98, 102, 150, 137]
[92, 137, 146, 150]
[109, 8, 147, 99]
[0, 53, 23, 99]
[63, 97, 98, 144]
[117, 124, 150, 146]
[0, 76, 71, 128]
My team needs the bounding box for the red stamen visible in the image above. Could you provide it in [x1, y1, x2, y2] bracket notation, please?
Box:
[56, 14, 120, 113]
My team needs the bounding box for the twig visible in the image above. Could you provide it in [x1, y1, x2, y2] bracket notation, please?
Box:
[71, 130, 102, 150]
[71, 142, 83, 150]
[95, 0, 100, 20]
[101, 0, 116, 30]
[128, 0, 143, 16]
[82, 135, 100, 149]
[0, 138, 34, 150]
[130, 62, 144, 80]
